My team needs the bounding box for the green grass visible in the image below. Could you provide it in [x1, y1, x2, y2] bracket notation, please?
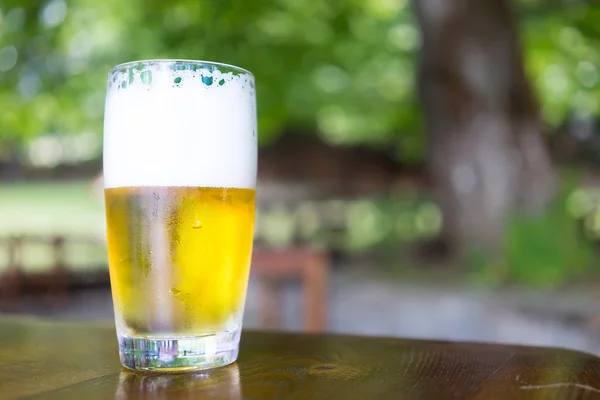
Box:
[0, 180, 105, 236]
[0, 180, 107, 272]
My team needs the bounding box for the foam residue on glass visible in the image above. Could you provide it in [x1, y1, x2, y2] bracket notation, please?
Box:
[103, 61, 257, 189]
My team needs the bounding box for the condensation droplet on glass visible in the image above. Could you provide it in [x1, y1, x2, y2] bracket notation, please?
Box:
[192, 220, 203, 229]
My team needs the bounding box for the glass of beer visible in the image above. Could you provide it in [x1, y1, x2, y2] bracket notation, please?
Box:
[103, 60, 257, 371]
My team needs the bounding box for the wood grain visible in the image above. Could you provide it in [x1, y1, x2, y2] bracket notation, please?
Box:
[2, 317, 600, 399]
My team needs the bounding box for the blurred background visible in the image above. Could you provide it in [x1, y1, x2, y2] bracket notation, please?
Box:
[3, 0, 600, 353]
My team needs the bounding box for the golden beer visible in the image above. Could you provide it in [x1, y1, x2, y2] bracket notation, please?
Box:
[104, 59, 256, 371]
[105, 186, 255, 336]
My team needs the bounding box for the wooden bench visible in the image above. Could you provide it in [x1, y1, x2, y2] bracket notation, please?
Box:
[0, 235, 81, 310]
[0, 236, 331, 333]
[251, 246, 329, 332]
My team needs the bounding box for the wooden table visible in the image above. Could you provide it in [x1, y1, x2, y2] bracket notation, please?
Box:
[2, 317, 600, 399]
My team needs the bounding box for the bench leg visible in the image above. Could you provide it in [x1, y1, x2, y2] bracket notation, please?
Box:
[304, 255, 328, 332]
[259, 278, 284, 330]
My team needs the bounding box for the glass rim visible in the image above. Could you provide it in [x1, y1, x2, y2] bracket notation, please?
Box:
[109, 59, 254, 77]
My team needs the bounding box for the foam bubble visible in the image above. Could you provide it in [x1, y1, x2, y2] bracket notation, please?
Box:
[103, 60, 257, 189]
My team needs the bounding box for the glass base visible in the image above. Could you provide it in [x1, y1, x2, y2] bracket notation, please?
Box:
[118, 329, 240, 372]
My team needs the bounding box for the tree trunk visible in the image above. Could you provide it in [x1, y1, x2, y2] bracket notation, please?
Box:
[413, 0, 555, 257]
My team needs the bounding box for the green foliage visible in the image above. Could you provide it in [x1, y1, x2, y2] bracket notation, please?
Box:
[0, 0, 422, 161]
[470, 173, 596, 288]
[520, 1, 600, 124]
[504, 197, 593, 287]
[2, 0, 600, 163]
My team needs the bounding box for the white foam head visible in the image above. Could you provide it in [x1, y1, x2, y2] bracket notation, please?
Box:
[103, 60, 257, 189]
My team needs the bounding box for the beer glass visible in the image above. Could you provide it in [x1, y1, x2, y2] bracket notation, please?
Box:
[103, 60, 257, 371]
